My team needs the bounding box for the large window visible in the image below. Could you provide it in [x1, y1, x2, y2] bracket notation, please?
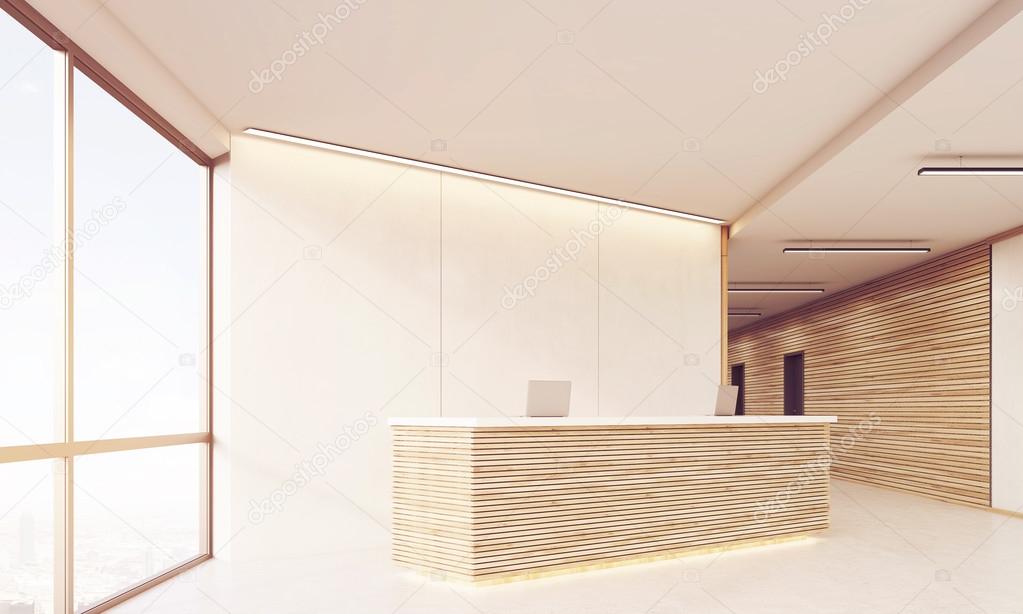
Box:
[73, 70, 206, 442]
[0, 5, 211, 613]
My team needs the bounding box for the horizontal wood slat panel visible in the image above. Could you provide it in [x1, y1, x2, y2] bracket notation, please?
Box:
[728, 244, 991, 507]
[392, 423, 831, 581]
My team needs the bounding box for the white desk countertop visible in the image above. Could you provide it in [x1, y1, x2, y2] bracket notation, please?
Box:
[389, 415, 838, 427]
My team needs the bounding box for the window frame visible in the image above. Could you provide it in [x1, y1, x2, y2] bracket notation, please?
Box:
[0, 1, 214, 612]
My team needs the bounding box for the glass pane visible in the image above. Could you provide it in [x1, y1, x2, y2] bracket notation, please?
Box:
[74, 444, 203, 609]
[73, 69, 206, 441]
[0, 10, 64, 446]
[0, 460, 56, 614]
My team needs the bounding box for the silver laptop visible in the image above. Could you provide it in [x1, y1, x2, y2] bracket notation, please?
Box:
[714, 385, 740, 416]
[526, 380, 572, 417]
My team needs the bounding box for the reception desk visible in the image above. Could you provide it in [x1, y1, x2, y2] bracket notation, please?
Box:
[390, 416, 837, 582]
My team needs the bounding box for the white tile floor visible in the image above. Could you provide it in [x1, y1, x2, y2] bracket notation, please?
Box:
[110, 480, 1023, 614]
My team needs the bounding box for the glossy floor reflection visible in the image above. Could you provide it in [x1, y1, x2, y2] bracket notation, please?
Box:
[110, 480, 1023, 614]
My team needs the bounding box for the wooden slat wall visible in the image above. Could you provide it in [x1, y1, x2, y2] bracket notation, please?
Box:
[392, 423, 831, 581]
[728, 244, 991, 506]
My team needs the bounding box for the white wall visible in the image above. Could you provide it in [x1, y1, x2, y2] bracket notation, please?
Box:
[213, 134, 721, 560]
[993, 235, 1023, 511]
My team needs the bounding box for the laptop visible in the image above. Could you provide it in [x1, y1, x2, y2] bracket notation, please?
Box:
[714, 385, 740, 416]
[526, 380, 572, 417]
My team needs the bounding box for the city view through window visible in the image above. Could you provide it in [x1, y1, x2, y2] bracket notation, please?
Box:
[0, 7, 210, 613]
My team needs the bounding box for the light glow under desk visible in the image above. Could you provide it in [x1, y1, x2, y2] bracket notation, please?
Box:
[390, 415, 837, 582]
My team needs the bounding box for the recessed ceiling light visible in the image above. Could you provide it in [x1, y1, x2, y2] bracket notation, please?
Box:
[918, 167, 1023, 176]
[783, 247, 930, 254]
[727, 288, 825, 294]
[243, 128, 727, 225]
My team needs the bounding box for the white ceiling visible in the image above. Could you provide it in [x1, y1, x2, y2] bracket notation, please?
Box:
[26, 0, 1023, 327]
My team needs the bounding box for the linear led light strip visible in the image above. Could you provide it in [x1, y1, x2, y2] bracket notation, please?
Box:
[918, 167, 1023, 176]
[783, 247, 930, 254]
[243, 128, 727, 225]
[728, 288, 825, 294]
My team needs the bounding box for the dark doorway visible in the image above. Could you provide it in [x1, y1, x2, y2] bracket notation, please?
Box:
[783, 352, 805, 416]
[730, 364, 746, 415]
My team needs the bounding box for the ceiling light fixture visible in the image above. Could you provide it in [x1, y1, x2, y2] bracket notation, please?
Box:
[243, 128, 727, 225]
[783, 247, 930, 254]
[918, 167, 1023, 176]
[728, 288, 825, 294]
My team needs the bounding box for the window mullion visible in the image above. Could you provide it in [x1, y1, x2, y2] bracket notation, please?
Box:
[57, 46, 76, 614]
